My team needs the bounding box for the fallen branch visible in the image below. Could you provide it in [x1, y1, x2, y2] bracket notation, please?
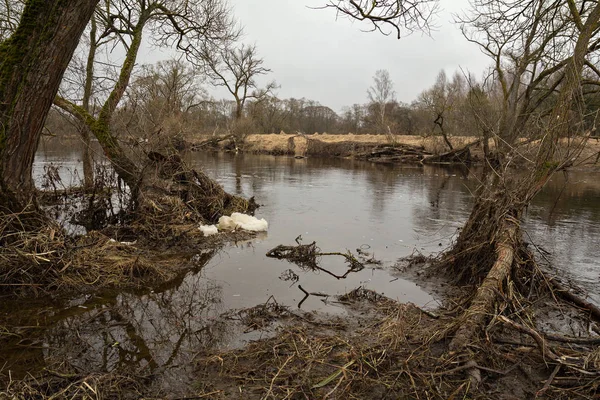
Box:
[449, 218, 519, 353]
[498, 316, 599, 376]
[191, 134, 235, 150]
[549, 278, 600, 321]
[266, 241, 365, 280]
[447, 216, 520, 384]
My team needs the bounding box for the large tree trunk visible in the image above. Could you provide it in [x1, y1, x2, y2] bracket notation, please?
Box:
[0, 0, 97, 206]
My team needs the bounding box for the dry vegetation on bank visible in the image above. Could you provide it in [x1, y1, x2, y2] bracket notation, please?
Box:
[5, 281, 600, 400]
[0, 156, 258, 296]
[192, 133, 600, 170]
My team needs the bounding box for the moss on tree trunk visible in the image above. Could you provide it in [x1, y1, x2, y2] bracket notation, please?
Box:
[0, 0, 98, 207]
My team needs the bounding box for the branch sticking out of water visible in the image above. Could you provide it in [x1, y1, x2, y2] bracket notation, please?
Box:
[266, 241, 365, 280]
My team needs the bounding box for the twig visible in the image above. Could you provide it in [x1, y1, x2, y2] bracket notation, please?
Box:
[498, 316, 559, 361]
[263, 354, 295, 400]
[298, 285, 309, 308]
[537, 364, 561, 397]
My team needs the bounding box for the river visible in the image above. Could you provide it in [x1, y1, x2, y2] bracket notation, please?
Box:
[2, 139, 600, 394]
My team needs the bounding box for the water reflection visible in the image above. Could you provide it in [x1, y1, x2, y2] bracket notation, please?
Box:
[0, 251, 240, 395]
[3, 140, 600, 393]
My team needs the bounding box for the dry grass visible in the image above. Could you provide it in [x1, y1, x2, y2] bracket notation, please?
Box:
[193, 133, 600, 170]
[0, 371, 147, 400]
[0, 157, 258, 295]
[196, 299, 460, 400]
[193, 284, 600, 400]
[239, 133, 478, 152]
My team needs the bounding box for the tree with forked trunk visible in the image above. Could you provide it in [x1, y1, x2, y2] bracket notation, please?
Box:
[200, 43, 277, 120]
[445, 0, 600, 360]
[54, 0, 238, 195]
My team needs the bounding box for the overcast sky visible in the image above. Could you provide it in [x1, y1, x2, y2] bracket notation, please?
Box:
[214, 0, 489, 112]
[138, 1, 491, 112]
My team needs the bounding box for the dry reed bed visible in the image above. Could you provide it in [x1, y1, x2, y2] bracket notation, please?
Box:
[0, 184, 255, 296]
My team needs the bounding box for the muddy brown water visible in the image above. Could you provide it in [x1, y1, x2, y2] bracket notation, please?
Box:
[2, 139, 600, 394]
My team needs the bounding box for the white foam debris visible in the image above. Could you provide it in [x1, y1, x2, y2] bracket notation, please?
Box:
[217, 216, 237, 231]
[217, 212, 268, 232]
[199, 224, 219, 236]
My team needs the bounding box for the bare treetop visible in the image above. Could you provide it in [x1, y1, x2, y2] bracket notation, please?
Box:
[322, 0, 439, 38]
[200, 43, 277, 119]
[0, 0, 24, 40]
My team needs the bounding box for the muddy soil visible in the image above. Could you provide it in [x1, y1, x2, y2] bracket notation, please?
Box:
[3, 278, 598, 399]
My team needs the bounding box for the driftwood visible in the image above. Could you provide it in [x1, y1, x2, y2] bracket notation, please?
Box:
[356, 144, 431, 163]
[191, 134, 235, 151]
[422, 143, 477, 165]
[266, 241, 364, 279]
[356, 140, 479, 165]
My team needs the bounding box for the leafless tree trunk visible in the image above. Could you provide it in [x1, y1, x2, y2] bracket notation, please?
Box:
[0, 0, 98, 209]
[79, 15, 98, 190]
[446, 0, 600, 358]
[56, 0, 238, 194]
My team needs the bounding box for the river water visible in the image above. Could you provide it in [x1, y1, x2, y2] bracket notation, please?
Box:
[2, 139, 600, 394]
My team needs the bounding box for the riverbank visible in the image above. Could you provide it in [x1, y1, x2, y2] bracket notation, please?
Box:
[3, 273, 599, 399]
[191, 133, 600, 170]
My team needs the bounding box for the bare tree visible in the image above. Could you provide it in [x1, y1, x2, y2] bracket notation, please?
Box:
[0, 0, 24, 41]
[322, 0, 439, 37]
[55, 0, 238, 190]
[200, 43, 277, 120]
[367, 69, 396, 133]
[442, 0, 600, 366]
[325, 0, 600, 382]
[416, 70, 467, 150]
[118, 59, 204, 139]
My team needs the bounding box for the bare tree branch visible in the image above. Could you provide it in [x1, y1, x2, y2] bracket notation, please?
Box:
[319, 0, 439, 38]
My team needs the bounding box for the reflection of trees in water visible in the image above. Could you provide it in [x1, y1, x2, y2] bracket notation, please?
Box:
[530, 171, 600, 225]
[362, 163, 401, 220]
[523, 218, 600, 303]
[0, 250, 231, 393]
[523, 172, 600, 302]
[411, 167, 475, 241]
[43, 273, 227, 378]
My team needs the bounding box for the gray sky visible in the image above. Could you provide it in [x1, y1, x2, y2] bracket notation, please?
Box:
[221, 0, 490, 112]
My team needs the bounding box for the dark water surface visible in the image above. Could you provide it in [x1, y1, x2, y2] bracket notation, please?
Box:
[2, 139, 600, 393]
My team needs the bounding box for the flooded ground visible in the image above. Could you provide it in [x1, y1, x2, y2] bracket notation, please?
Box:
[2, 139, 600, 395]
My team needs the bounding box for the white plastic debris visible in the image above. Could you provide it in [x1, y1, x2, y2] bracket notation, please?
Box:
[217, 212, 268, 232]
[199, 224, 219, 236]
